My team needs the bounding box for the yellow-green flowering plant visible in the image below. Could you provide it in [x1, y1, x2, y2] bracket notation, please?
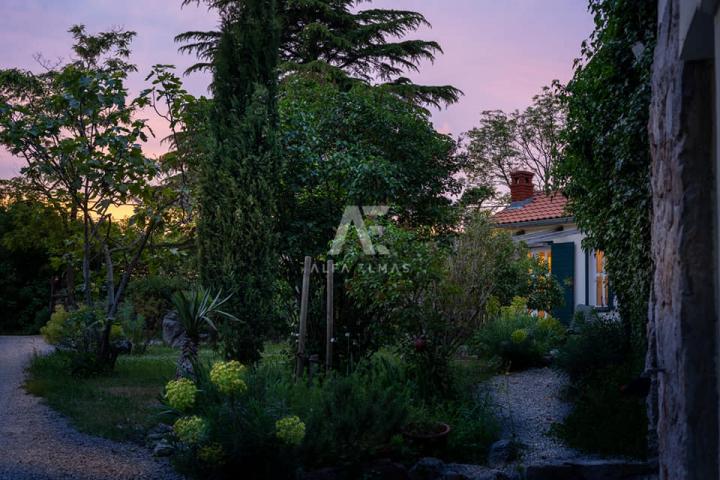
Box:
[198, 442, 225, 464]
[165, 378, 198, 411]
[174, 415, 207, 444]
[275, 415, 306, 446]
[210, 360, 247, 395]
[511, 328, 529, 344]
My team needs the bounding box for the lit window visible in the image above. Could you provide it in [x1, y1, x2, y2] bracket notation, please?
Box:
[595, 251, 609, 307]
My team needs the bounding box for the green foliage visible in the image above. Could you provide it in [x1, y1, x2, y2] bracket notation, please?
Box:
[25, 345, 202, 443]
[338, 215, 554, 393]
[177, 0, 461, 108]
[40, 305, 121, 348]
[552, 363, 647, 458]
[472, 297, 566, 370]
[553, 0, 657, 354]
[413, 393, 500, 464]
[555, 314, 630, 381]
[525, 259, 566, 313]
[278, 76, 462, 277]
[465, 84, 564, 199]
[171, 289, 236, 342]
[126, 275, 188, 333]
[171, 355, 415, 478]
[553, 315, 647, 458]
[197, 0, 281, 363]
[0, 192, 67, 334]
[116, 302, 147, 354]
[297, 357, 412, 468]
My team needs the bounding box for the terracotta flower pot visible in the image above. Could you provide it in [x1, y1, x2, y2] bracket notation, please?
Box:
[401, 421, 451, 455]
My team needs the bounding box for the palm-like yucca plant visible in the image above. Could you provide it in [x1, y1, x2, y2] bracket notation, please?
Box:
[172, 288, 237, 378]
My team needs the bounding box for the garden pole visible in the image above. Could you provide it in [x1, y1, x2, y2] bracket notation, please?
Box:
[295, 256, 312, 379]
[326, 259, 334, 371]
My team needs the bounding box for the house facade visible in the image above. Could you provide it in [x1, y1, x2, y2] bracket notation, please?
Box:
[491, 170, 611, 324]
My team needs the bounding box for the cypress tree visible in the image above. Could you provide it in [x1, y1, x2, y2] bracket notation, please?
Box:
[197, 0, 281, 362]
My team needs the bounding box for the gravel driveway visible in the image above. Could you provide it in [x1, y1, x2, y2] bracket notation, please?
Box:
[0, 336, 182, 480]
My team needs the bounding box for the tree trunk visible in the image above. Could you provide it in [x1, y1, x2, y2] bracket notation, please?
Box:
[176, 335, 198, 379]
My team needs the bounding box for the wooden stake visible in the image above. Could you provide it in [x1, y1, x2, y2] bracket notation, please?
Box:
[326, 259, 334, 371]
[295, 256, 312, 379]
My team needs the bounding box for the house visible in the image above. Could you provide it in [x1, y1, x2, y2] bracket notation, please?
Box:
[491, 170, 611, 324]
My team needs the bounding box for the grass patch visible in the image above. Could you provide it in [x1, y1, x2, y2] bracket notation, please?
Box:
[24, 345, 218, 443]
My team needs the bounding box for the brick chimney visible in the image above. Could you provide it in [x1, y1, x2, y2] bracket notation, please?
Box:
[509, 170, 535, 202]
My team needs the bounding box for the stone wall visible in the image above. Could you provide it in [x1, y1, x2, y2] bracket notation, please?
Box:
[648, 0, 719, 478]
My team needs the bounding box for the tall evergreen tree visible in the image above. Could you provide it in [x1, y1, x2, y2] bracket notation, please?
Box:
[197, 0, 281, 362]
[177, 0, 461, 108]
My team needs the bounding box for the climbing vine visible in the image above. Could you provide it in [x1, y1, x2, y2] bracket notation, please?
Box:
[554, 0, 657, 357]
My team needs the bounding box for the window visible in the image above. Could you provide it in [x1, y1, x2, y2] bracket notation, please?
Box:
[534, 248, 552, 271]
[595, 250, 609, 307]
[531, 247, 552, 318]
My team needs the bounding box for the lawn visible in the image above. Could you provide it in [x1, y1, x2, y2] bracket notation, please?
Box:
[24, 345, 219, 443]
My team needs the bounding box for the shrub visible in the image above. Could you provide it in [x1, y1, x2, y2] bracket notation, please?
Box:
[297, 356, 412, 468]
[473, 297, 566, 369]
[275, 415, 306, 446]
[174, 415, 208, 445]
[553, 313, 647, 458]
[168, 355, 414, 477]
[551, 363, 647, 458]
[126, 275, 188, 333]
[441, 395, 500, 463]
[210, 360, 247, 395]
[555, 314, 630, 381]
[41, 305, 123, 348]
[116, 302, 147, 354]
[165, 378, 198, 411]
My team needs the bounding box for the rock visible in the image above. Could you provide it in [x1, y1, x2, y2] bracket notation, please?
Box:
[146, 432, 167, 442]
[149, 423, 173, 435]
[409, 458, 509, 480]
[302, 460, 408, 480]
[152, 439, 174, 457]
[409, 457, 445, 480]
[524, 460, 657, 480]
[112, 339, 133, 355]
[442, 464, 511, 480]
[362, 459, 408, 480]
[487, 439, 514, 468]
[162, 311, 186, 348]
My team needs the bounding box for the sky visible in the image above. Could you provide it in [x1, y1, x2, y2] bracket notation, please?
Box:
[0, 0, 594, 179]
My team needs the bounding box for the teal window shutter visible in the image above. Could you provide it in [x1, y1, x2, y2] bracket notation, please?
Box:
[551, 242, 575, 324]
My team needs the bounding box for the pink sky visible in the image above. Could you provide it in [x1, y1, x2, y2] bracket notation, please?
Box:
[0, 0, 594, 179]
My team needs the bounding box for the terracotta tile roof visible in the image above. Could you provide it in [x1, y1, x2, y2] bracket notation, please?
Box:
[492, 192, 570, 225]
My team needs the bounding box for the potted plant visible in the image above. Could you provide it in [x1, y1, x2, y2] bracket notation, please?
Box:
[401, 420, 451, 455]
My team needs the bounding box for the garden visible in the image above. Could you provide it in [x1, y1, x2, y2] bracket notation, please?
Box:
[0, 0, 656, 479]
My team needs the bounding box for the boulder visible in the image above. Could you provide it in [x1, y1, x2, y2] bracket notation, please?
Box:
[409, 458, 510, 480]
[152, 439, 174, 457]
[487, 439, 514, 468]
[525, 460, 657, 480]
[162, 311, 186, 348]
[409, 458, 445, 480]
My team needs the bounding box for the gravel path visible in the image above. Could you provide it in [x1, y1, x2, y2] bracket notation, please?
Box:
[483, 367, 585, 465]
[0, 336, 183, 480]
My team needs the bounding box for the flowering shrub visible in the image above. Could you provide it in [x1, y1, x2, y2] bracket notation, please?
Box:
[511, 329, 528, 344]
[165, 378, 198, 411]
[210, 360, 247, 395]
[473, 297, 566, 370]
[198, 443, 225, 464]
[275, 415, 306, 446]
[174, 415, 207, 444]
